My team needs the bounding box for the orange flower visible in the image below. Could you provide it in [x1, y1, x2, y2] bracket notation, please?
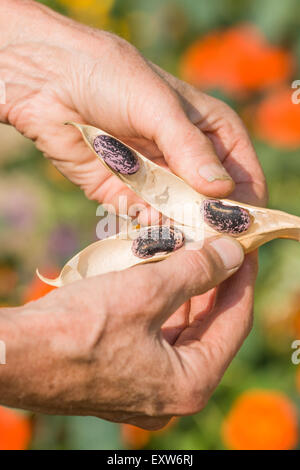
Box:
[23, 272, 57, 303]
[121, 424, 151, 450]
[121, 419, 177, 450]
[253, 88, 300, 148]
[295, 314, 300, 337]
[180, 24, 293, 96]
[222, 390, 298, 450]
[0, 406, 32, 450]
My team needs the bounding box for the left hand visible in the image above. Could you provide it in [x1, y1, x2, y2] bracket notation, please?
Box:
[0, 1, 268, 405]
[0, 1, 267, 216]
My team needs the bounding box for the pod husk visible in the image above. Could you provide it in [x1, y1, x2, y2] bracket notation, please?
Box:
[66, 122, 206, 228]
[67, 122, 300, 252]
[38, 122, 300, 287]
[37, 225, 201, 286]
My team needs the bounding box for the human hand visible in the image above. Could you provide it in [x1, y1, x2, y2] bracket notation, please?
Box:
[0, 236, 245, 429]
[0, 0, 266, 221]
[0, 1, 268, 424]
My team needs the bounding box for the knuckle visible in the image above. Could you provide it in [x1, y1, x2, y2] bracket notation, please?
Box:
[180, 122, 206, 148]
[132, 270, 162, 309]
[128, 418, 170, 431]
[8, 99, 37, 133]
[217, 100, 241, 124]
[174, 382, 208, 416]
[103, 269, 161, 322]
[214, 100, 250, 140]
[101, 31, 140, 60]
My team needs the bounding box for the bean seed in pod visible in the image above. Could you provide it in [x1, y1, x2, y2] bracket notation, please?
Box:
[203, 199, 251, 235]
[132, 226, 184, 259]
[93, 135, 140, 175]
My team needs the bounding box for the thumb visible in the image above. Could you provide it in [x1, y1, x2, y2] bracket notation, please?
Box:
[144, 236, 244, 328]
[153, 99, 234, 198]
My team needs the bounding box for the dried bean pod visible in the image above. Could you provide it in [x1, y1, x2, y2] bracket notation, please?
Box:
[93, 135, 140, 175]
[203, 199, 251, 235]
[132, 226, 184, 259]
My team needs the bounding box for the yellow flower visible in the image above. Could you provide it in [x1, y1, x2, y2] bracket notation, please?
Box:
[58, 0, 114, 15]
[58, 0, 115, 29]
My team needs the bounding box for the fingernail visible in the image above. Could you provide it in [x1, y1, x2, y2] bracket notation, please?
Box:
[198, 163, 232, 183]
[210, 237, 244, 270]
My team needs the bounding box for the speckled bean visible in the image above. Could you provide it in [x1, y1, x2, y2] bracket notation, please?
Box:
[203, 199, 251, 235]
[132, 226, 184, 259]
[93, 135, 140, 175]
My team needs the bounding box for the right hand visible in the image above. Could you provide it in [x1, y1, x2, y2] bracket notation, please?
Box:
[0, 236, 247, 429]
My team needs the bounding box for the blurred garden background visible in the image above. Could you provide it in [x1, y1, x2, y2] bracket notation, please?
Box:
[1, 0, 300, 450]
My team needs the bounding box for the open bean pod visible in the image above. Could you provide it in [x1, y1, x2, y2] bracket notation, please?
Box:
[69, 122, 300, 249]
[37, 225, 200, 286]
[38, 122, 300, 286]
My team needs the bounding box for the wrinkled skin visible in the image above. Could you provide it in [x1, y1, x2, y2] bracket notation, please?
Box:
[0, 0, 267, 429]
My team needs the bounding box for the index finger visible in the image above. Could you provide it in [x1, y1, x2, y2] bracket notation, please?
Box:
[153, 66, 267, 207]
[183, 91, 267, 207]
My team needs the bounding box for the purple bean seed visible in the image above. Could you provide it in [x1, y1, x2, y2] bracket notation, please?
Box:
[93, 135, 140, 175]
[132, 226, 184, 259]
[203, 199, 251, 235]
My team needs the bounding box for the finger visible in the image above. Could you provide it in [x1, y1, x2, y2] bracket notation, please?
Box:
[151, 94, 234, 198]
[137, 206, 163, 226]
[203, 106, 268, 206]
[179, 91, 267, 206]
[188, 287, 218, 322]
[151, 67, 267, 206]
[161, 301, 190, 345]
[176, 252, 257, 389]
[52, 120, 151, 217]
[124, 416, 171, 431]
[131, 235, 244, 329]
[161, 288, 217, 345]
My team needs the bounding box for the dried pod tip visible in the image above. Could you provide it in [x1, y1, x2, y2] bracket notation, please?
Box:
[93, 135, 140, 175]
[132, 226, 184, 259]
[203, 199, 251, 235]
